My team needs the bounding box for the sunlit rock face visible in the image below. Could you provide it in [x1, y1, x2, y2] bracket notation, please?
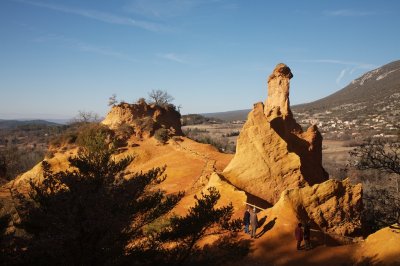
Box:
[274, 179, 363, 236]
[223, 63, 328, 204]
[102, 101, 183, 138]
[264, 63, 293, 118]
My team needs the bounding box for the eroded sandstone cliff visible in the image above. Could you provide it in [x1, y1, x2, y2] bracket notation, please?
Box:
[101, 100, 183, 138]
[223, 63, 328, 204]
[274, 178, 363, 236]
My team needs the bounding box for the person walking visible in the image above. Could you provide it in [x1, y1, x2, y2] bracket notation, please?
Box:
[243, 207, 251, 234]
[304, 221, 312, 250]
[249, 207, 258, 238]
[295, 223, 304, 250]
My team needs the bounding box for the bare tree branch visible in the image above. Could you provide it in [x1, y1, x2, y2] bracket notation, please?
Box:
[147, 90, 174, 107]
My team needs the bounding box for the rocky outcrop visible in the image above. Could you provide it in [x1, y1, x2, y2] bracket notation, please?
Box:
[101, 100, 183, 138]
[275, 179, 363, 236]
[355, 224, 400, 265]
[203, 173, 247, 212]
[223, 63, 328, 204]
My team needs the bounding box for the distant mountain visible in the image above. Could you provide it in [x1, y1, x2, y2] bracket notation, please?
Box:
[44, 119, 71, 124]
[294, 60, 400, 112]
[201, 109, 250, 121]
[0, 119, 61, 129]
[292, 60, 399, 139]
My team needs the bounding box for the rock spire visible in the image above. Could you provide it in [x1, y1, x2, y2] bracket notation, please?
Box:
[223, 63, 328, 204]
[265, 63, 293, 118]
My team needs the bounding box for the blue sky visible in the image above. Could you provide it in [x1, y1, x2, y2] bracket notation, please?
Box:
[0, 0, 399, 119]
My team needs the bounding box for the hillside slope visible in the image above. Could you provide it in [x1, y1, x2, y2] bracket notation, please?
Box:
[0, 119, 61, 129]
[293, 60, 400, 139]
[294, 60, 400, 111]
[201, 109, 250, 121]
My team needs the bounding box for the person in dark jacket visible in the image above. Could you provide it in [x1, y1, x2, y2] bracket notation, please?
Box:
[294, 223, 303, 250]
[243, 207, 250, 234]
[250, 207, 258, 238]
[304, 220, 312, 250]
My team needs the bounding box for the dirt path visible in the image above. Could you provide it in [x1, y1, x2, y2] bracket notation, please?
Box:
[170, 139, 217, 192]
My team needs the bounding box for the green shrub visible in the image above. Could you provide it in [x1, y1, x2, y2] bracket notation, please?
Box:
[76, 123, 114, 154]
[0, 145, 46, 181]
[115, 124, 135, 139]
[133, 117, 155, 134]
[13, 143, 183, 265]
[154, 128, 169, 144]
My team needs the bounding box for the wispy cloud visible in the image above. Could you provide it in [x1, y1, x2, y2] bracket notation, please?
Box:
[336, 68, 348, 85]
[292, 59, 378, 86]
[125, 0, 230, 19]
[325, 9, 374, 17]
[14, 0, 168, 32]
[125, 0, 199, 18]
[34, 34, 138, 63]
[292, 59, 377, 69]
[159, 53, 186, 63]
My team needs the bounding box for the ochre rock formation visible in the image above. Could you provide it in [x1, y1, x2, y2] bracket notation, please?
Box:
[272, 179, 363, 236]
[204, 172, 247, 212]
[355, 224, 400, 265]
[101, 100, 183, 138]
[223, 63, 328, 204]
[265, 63, 293, 118]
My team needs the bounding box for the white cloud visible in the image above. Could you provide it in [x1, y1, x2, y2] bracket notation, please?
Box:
[159, 53, 186, 63]
[14, 0, 168, 32]
[292, 59, 377, 69]
[125, 0, 199, 18]
[125, 0, 229, 18]
[325, 9, 374, 17]
[34, 34, 138, 63]
[291, 59, 378, 86]
[336, 68, 348, 85]
[349, 64, 377, 74]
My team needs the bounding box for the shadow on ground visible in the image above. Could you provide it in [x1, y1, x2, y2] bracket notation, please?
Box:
[256, 217, 277, 238]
